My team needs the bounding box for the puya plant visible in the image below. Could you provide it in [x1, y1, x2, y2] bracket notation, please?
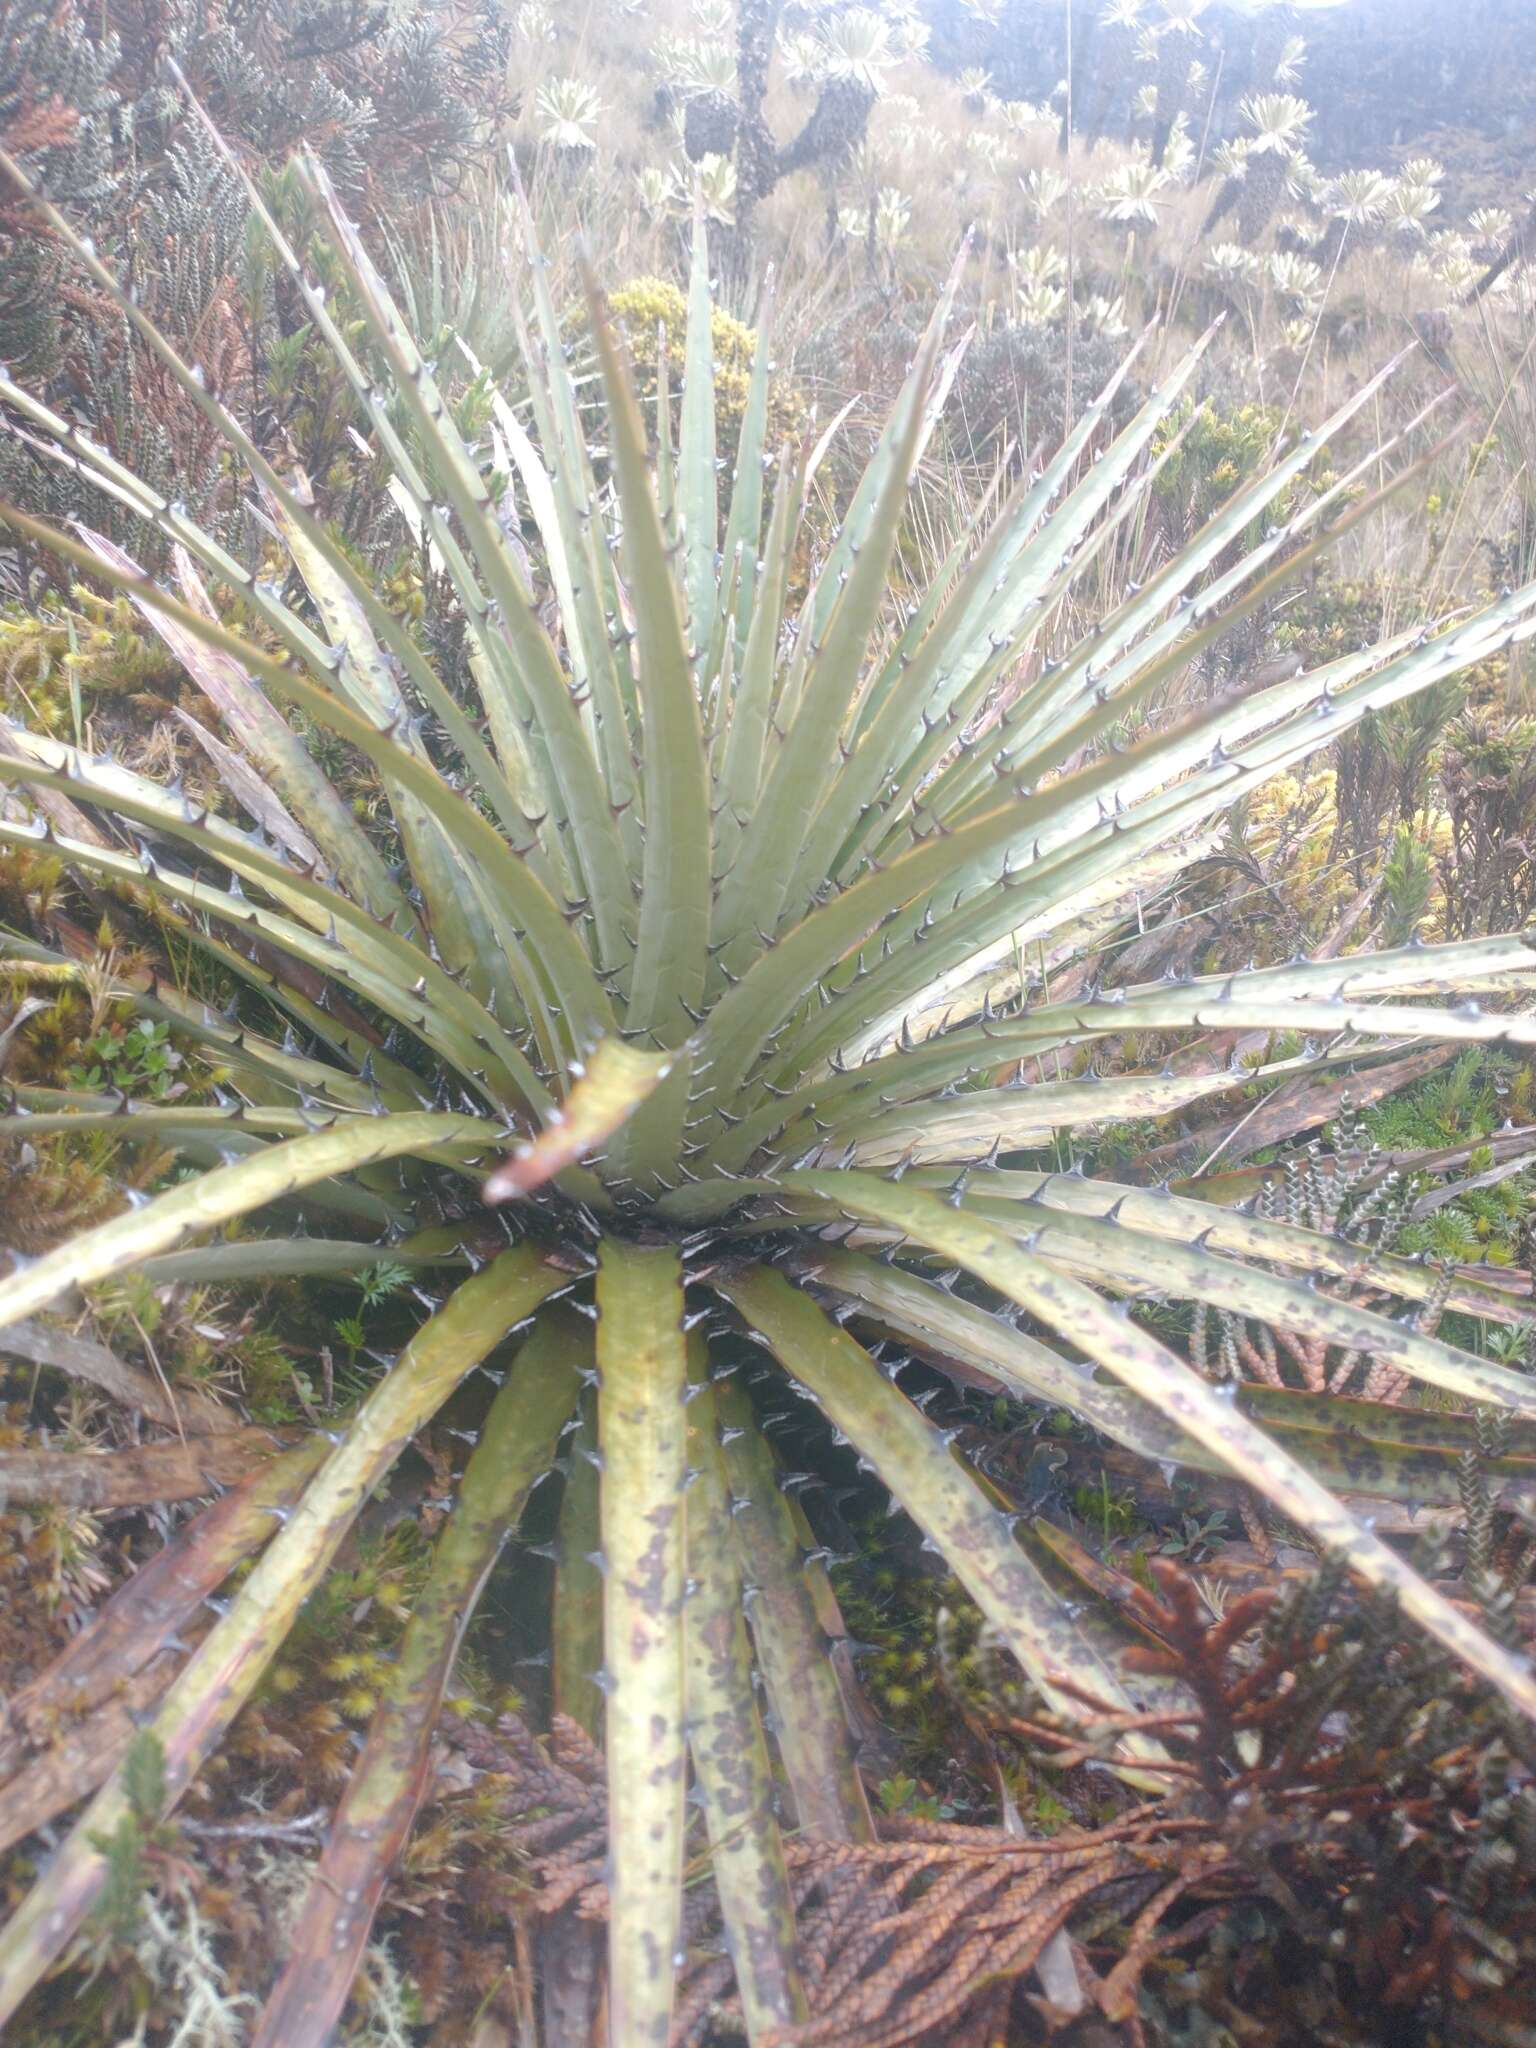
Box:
[3, 105, 1536, 2044]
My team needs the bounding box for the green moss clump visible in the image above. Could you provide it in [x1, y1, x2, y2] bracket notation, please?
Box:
[0, 593, 183, 736]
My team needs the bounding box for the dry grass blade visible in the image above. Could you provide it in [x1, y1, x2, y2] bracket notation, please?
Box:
[0, 1436, 330, 1853]
[0, 1425, 299, 1509]
[1, 1319, 231, 1435]
[1137, 1044, 1454, 1178]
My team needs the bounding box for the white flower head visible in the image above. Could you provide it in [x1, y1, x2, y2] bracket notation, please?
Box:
[1381, 181, 1441, 238]
[1021, 165, 1070, 219]
[1326, 168, 1395, 225]
[1009, 242, 1067, 287]
[1204, 242, 1262, 292]
[1016, 278, 1067, 325]
[1269, 250, 1324, 309]
[1078, 291, 1129, 338]
[1239, 93, 1313, 158]
[778, 31, 826, 89]
[1273, 34, 1307, 86]
[817, 8, 896, 94]
[1092, 160, 1170, 226]
[513, 1, 555, 39]
[535, 76, 604, 151]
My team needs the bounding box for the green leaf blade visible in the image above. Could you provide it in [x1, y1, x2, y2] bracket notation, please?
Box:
[0, 1248, 565, 2029]
[595, 1239, 690, 2046]
[684, 1376, 808, 2038]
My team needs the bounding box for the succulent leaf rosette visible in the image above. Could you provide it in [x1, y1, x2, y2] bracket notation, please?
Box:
[3, 121, 1536, 2046]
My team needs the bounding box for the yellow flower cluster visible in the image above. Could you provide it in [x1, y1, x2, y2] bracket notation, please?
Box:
[604, 277, 806, 447]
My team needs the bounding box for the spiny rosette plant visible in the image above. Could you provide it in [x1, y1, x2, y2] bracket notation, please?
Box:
[4, 111, 1536, 2042]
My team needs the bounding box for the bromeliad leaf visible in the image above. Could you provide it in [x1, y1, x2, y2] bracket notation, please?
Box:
[481, 1038, 680, 1202]
[772, 1171, 1536, 1725]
